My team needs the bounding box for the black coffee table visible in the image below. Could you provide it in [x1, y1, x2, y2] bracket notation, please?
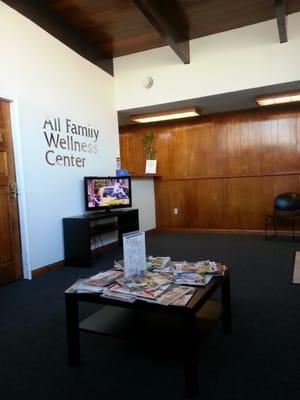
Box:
[65, 269, 231, 398]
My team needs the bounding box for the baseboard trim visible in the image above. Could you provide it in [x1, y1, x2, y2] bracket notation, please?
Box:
[156, 227, 300, 235]
[145, 228, 158, 234]
[32, 260, 64, 278]
[32, 240, 119, 278]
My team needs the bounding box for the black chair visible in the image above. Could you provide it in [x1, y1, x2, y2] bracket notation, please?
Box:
[265, 192, 300, 241]
[274, 192, 300, 212]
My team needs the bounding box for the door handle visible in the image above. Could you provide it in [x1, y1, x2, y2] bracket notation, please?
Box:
[9, 183, 19, 199]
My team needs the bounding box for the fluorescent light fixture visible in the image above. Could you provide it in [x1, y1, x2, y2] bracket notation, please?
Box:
[256, 90, 300, 106]
[130, 107, 201, 123]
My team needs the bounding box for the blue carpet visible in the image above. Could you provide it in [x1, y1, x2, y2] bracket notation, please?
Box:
[0, 232, 300, 400]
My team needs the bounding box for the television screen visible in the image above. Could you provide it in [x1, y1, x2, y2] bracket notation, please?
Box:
[84, 176, 132, 211]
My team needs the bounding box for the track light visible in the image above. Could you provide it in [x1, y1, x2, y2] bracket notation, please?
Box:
[256, 90, 300, 106]
[130, 107, 201, 123]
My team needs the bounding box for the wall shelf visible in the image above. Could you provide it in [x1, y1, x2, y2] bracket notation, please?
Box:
[130, 174, 161, 178]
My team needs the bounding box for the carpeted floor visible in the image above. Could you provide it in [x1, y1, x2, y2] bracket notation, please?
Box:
[0, 232, 300, 400]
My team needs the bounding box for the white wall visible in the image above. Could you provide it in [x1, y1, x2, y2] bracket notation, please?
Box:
[114, 12, 300, 110]
[0, 3, 120, 273]
[131, 179, 156, 231]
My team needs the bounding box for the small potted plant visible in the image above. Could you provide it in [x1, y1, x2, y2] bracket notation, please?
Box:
[142, 130, 157, 173]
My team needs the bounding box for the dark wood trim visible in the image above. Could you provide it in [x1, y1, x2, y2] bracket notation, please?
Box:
[145, 228, 158, 234]
[2, 0, 113, 76]
[156, 227, 265, 235]
[161, 171, 300, 182]
[131, 174, 161, 178]
[156, 227, 300, 236]
[274, 0, 287, 43]
[32, 260, 64, 278]
[132, 0, 190, 64]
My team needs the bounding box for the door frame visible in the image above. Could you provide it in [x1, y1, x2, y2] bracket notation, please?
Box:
[1, 94, 31, 280]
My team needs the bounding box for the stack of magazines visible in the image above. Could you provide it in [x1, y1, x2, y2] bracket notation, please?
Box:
[172, 260, 225, 275]
[65, 269, 123, 294]
[104, 271, 172, 301]
[114, 256, 172, 272]
[66, 258, 226, 307]
[172, 261, 226, 286]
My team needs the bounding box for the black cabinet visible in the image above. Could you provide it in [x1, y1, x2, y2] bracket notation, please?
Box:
[63, 209, 139, 266]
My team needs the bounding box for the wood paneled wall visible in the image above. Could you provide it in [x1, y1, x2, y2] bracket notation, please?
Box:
[119, 108, 300, 231]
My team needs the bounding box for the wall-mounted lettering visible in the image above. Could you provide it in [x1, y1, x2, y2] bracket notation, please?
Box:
[42, 117, 100, 168]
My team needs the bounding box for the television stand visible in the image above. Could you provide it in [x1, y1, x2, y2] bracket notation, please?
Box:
[63, 209, 139, 267]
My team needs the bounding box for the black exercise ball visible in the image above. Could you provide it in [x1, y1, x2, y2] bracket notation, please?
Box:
[274, 192, 300, 212]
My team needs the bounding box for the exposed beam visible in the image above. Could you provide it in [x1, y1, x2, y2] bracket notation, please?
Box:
[2, 0, 113, 76]
[132, 0, 190, 64]
[274, 0, 287, 43]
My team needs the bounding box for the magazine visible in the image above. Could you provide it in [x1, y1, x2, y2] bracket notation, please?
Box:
[117, 271, 172, 290]
[156, 285, 194, 306]
[173, 260, 226, 276]
[174, 273, 213, 286]
[172, 290, 196, 306]
[108, 283, 171, 300]
[65, 279, 104, 293]
[101, 289, 136, 303]
[196, 261, 226, 275]
[82, 269, 123, 287]
[146, 256, 171, 271]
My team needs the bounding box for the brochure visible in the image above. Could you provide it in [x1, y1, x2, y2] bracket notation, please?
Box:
[123, 231, 146, 278]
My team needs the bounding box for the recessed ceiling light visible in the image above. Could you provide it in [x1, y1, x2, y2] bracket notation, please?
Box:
[256, 90, 300, 106]
[130, 107, 201, 123]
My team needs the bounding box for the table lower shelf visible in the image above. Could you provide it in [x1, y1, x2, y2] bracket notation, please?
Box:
[79, 300, 222, 341]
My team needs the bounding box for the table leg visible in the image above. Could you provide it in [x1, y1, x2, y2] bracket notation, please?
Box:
[265, 215, 276, 240]
[183, 314, 199, 399]
[65, 293, 81, 367]
[221, 275, 232, 335]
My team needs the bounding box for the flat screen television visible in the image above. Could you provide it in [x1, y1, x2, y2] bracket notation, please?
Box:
[84, 176, 132, 212]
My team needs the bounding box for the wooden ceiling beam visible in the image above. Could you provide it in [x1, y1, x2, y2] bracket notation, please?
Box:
[2, 0, 114, 76]
[274, 0, 287, 43]
[132, 0, 190, 64]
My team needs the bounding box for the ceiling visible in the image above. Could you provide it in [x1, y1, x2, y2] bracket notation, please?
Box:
[3, 1, 300, 124]
[3, 0, 300, 75]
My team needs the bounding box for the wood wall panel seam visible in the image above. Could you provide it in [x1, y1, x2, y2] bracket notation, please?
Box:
[159, 171, 300, 182]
